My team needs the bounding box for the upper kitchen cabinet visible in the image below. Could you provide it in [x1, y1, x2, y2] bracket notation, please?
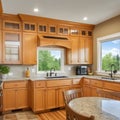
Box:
[2, 31, 22, 64]
[23, 33, 37, 65]
[67, 36, 79, 64]
[58, 25, 69, 36]
[49, 24, 57, 35]
[38, 23, 48, 34]
[2, 14, 22, 31]
[79, 37, 93, 64]
[3, 20, 21, 31]
[23, 22, 37, 32]
[70, 27, 79, 36]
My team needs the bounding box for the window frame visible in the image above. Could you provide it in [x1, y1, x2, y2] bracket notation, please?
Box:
[97, 32, 120, 74]
[37, 47, 65, 74]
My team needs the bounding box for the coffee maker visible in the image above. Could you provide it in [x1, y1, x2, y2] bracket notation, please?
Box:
[76, 66, 88, 75]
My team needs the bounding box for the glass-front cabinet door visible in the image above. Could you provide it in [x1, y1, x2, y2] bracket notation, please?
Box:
[3, 31, 21, 64]
[58, 25, 69, 35]
[38, 23, 47, 34]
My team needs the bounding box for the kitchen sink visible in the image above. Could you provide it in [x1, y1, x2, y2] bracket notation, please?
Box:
[45, 76, 68, 79]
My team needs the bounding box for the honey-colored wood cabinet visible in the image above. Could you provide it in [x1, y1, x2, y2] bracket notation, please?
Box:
[34, 88, 46, 111]
[90, 79, 103, 96]
[83, 78, 91, 96]
[22, 33, 37, 64]
[79, 37, 93, 64]
[2, 31, 22, 64]
[45, 88, 56, 109]
[57, 87, 70, 107]
[23, 22, 37, 32]
[67, 36, 79, 64]
[29, 80, 46, 112]
[58, 25, 69, 36]
[3, 81, 28, 112]
[30, 79, 72, 112]
[3, 20, 21, 31]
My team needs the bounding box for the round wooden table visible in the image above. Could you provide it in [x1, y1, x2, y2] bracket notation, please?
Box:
[69, 97, 120, 120]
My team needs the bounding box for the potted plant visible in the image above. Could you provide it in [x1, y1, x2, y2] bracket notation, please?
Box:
[0, 65, 10, 79]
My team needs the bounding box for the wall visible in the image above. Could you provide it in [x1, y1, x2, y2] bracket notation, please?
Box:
[93, 15, 120, 72]
[7, 64, 77, 78]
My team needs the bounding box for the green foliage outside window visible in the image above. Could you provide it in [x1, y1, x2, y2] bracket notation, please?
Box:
[102, 53, 120, 71]
[38, 50, 61, 71]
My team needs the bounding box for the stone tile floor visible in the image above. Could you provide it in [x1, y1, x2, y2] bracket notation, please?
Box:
[0, 111, 39, 120]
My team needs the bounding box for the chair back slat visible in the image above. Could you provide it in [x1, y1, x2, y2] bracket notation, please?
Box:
[63, 89, 83, 104]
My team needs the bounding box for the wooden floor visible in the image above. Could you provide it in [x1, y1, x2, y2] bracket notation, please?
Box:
[38, 109, 66, 120]
[1, 109, 66, 120]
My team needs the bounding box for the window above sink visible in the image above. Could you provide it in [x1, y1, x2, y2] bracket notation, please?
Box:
[37, 47, 65, 74]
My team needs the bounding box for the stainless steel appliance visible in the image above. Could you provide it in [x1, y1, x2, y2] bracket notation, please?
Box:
[76, 66, 88, 75]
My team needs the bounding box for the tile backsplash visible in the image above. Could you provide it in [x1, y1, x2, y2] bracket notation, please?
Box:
[7, 64, 77, 78]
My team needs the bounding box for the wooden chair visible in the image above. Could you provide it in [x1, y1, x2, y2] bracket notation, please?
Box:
[97, 89, 120, 100]
[63, 88, 83, 104]
[65, 103, 94, 120]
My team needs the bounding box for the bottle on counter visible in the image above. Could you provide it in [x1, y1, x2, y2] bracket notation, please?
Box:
[25, 67, 30, 78]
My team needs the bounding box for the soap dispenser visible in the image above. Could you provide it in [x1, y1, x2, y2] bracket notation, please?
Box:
[25, 67, 30, 78]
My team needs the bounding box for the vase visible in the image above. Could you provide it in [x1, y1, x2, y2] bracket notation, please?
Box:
[1, 74, 8, 79]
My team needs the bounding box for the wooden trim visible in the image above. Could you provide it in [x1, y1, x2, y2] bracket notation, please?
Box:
[0, 0, 3, 14]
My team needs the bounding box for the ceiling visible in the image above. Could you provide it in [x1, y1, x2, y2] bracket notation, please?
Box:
[1, 0, 120, 25]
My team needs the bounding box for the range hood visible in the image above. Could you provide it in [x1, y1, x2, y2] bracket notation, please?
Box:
[37, 35, 71, 49]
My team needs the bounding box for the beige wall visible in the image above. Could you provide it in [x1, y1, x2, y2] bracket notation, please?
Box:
[93, 15, 120, 72]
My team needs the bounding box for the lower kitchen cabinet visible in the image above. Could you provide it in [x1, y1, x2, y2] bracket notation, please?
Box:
[3, 81, 28, 112]
[57, 87, 70, 107]
[34, 88, 45, 111]
[45, 88, 56, 109]
[30, 79, 73, 112]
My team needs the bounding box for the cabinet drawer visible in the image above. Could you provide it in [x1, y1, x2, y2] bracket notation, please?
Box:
[4, 81, 28, 89]
[72, 79, 80, 85]
[83, 78, 90, 85]
[103, 82, 120, 91]
[46, 79, 72, 87]
[91, 80, 103, 88]
[35, 81, 46, 88]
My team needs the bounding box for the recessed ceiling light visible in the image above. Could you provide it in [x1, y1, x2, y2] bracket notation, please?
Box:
[34, 8, 39, 12]
[83, 17, 88, 21]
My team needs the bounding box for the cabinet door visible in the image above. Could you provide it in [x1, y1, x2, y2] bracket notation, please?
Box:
[91, 87, 98, 97]
[67, 36, 79, 64]
[49, 24, 57, 35]
[16, 89, 28, 109]
[3, 31, 22, 64]
[83, 86, 91, 97]
[34, 89, 45, 111]
[79, 37, 93, 64]
[3, 21, 21, 31]
[3, 89, 16, 111]
[46, 88, 56, 109]
[57, 87, 69, 107]
[23, 22, 36, 32]
[23, 33, 37, 64]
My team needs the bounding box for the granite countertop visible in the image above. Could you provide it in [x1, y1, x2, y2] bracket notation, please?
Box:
[0, 75, 120, 82]
[69, 97, 120, 120]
